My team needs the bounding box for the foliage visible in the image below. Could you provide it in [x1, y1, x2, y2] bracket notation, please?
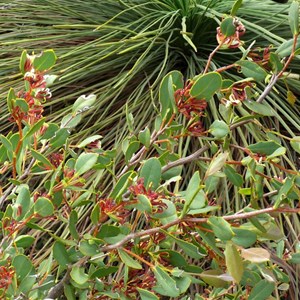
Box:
[0, 0, 300, 299]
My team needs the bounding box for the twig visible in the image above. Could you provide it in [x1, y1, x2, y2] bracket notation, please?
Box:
[256, 34, 299, 104]
[99, 206, 300, 252]
[204, 41, 224, 74]
[162, 144, 210, 173]
[46, 268, 71, 299]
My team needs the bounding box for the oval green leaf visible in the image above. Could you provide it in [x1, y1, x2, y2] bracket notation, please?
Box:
[140, 157, 161, 189]
[224, 242, 244, 283]
[74, 152, 98, 176]
[236, 60, 268, 82]
[220, 17, 236, 37]
[33, 49, 57, 71]
[190, 72, 222, 100]
[34, 197, 54, 217]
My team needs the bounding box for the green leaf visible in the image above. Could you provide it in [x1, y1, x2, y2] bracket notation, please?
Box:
[75, 152, 98, 176]
[91, 266, 118, 278]
[138, 127, 151, 148]
[69, 210, 79, 240]
[288, 253, 300, 264]
[15, 98, 29, 112]
[190, 72, 222, 100]
[220, 17, 236, 37]
[248, 280, 275, 300]
[53, 241, 71, 267]
[33, 49, 57, 71]
[188, 189, 207, 212]
[34, 197, 54, 217]
[157, 250, 187, 268]
[118, 249, 142, 269]
[208, 217, 234, 241]
[70, 266, 89, 285]
[241, 248, 270, 263]
[231, 0, 243, 16]
[248, 141, 281, 156]
[236, 60, 268, 82]
[7, 88, 16, 113]
[50, 128, 70, 148]
[159, 70, 183, 119]
[137, 288, 159, 300]
[289, 1, 299, 35]
[232, 228, 257, 248]
[79, 240, 99, 256]
[209, 120, 230, 139]
[287, 90, 297, 106]
[90, 203, 100, 225]
[269, 52, 283, 74]
[205, 152, 228, 179]
[45, 74, 58, 87]
[12, 254, 34, 280]
[126, 103, 134, 132]
[199, 270, 229, 287]
[24, 118, 45, 139]
[64, 284, 76, 300]
[18, 274, 36, 294]
[164, 230, 206, 259]
[224, 242, 244, 283]
[72, 94, 97, 114]
[19, 50, 28, 74]
[110, 171, 136, 202]
[124, 140, 140, 162]
[274, 176, 295, 208]
[266, 146, 286, 160]
[181, 171, 202, 216]
[15, 235, 35, 248]
[14, 184, 31, 221]
[175, 276, 191, 294]
[97, 224, 121, 239]
[243, 101, 275, 116]
[276, 37, 300, 58]
[290, 136, 300, 154]
[224, 165, 243, 187]
[140, 157, 161, 189]
[136, 194, 152, 213]
[61, 113, 82, 129]
[31, 149, 53, 169]
[42, 123, 59, 140]
[77, 135, 102, 148]
[153, 266, 180, 297]
[151, 199, 177, 219]
[0, 134, 13, 154]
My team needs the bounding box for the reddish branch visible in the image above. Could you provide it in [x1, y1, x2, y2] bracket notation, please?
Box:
[99, 206, 300, 252]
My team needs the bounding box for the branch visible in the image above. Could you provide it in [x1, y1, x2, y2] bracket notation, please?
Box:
[99, 206, 300, 252]
[256, 34, 299, 104]
[162, 144, 210, 173]
[46, 268, 71, 299]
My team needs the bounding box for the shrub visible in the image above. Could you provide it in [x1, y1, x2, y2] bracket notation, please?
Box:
[0, 1, 300, 299]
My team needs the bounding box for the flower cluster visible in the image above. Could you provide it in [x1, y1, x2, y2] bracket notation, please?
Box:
[10, 53, 52, 126]
[174, 81, 207, 136]
[112, 268, 156, 297]
[0, 266, 14, 291]
[226, 81, 253, 106]
[248, 46, 271, 69]
[129, 178, 167, 214]
[97, 198, 131, 224]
